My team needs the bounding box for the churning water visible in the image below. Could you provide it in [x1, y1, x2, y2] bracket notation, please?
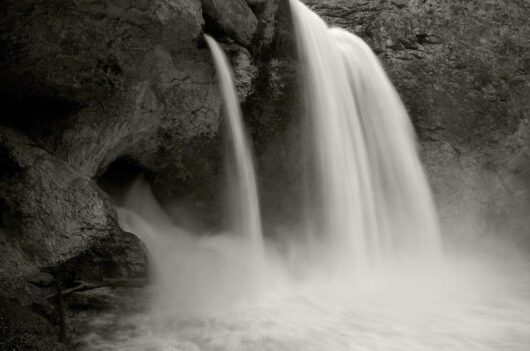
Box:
[82, 181, 530, 351]
[78, 1, 530, 350]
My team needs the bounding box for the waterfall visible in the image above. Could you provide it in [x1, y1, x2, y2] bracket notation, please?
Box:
[205, 35, 264, 252]
[83, 4, 530, 351]
[113, 37, 267, 312]
[289, 0, 442, 274]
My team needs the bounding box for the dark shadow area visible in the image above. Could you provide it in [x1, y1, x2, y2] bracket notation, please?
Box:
[0, 96, 80, 140]
[0, 197, 8, 228]
[201, 12, 229, 45]
[0, 144, 21, 181]
[97, 144, 225, 234]
[97, 156, 150, 207]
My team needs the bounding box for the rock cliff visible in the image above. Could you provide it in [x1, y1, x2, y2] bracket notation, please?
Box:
[304, 0, 530, 246]
[0, 0, 292, 347]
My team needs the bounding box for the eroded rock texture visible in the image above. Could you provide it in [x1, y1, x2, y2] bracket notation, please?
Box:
[0, 0, 208, 296]
[0, 0, 291, 347]
[202, 0, 258, 46]
[0, 297, 66, 351]
[304, 0, 530, 246]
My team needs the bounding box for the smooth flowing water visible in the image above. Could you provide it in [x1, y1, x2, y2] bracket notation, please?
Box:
[78, 3, 530, 350]
[290, 0, 441, 275]
[204, 35, 264, 252]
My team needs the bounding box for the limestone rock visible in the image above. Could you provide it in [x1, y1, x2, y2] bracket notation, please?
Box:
[0, 128, 116, 266]
[242, 0, 301, 227]
[223, 43, 259, 102]
[53, 230, 148, 283]
[246, 0, 268, 7]
[0, 0, 288, 299]
[0, 0, 224, 234]
[0, 297, 66, 351]
[0, 0, 204, 106]
[0, 0, 282, 347]
[304, 0, 530, 244]
[202, 0, 258, 46]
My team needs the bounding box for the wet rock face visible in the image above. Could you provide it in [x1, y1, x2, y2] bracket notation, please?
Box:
[202, 0, 258, 46]
[0, 0, 204, 104]
[0, 0, 289, 315]
[0, 0, 268, 345]
[1, 0, 526, 280]
[303, 0, 530, 246]
[0, 129, 117, 267]
[0, 0, 224, 228]
[0, 0, 294, 272]
[0, 297, 66, 351]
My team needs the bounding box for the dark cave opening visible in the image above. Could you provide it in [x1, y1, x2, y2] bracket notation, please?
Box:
[96, 143, 225, 234]
[201, 12, 225, 45]
[96, 156, 151, 207]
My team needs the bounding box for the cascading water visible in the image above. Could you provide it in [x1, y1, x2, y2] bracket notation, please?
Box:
[78, 3, 530, 350]
[113, 36, 268, 311]
[205, 35, 264, 252]
[289, 0, 441, 275]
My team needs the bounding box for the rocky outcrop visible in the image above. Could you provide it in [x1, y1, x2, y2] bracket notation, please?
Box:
[304, 0, 530, 246]
[0, 297, 66, 351]
[203, 0, 258, 46]
[242, 0, 302, 226]
[0, 0, 289, 346]
[224, 44, 259, 102]
[0, 128, 121, 267]
[0, 0, 292, 270]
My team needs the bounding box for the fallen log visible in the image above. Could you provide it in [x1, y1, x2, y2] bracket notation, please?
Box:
[46, 278, 147, 299]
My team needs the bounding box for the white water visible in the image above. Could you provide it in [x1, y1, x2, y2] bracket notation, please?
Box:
[78, 3, 530, 350]
[204, 35, 263, 253]
[290, 0, 441, 275]
[115, 179, 283, 316]
[83, 186, 530, 350]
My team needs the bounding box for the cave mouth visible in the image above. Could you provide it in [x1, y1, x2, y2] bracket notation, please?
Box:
[97, 154, 224, 233]
[96, 156, 151, 207]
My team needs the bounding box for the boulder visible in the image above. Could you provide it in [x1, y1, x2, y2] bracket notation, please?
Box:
[0, 128, 118, 266]
[202, 0, 258, 46]
[222, 43, 259, 102]
[0, 297, 66, 351]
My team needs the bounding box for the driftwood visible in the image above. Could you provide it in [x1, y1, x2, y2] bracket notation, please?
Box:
[46, 278, 147, 299]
